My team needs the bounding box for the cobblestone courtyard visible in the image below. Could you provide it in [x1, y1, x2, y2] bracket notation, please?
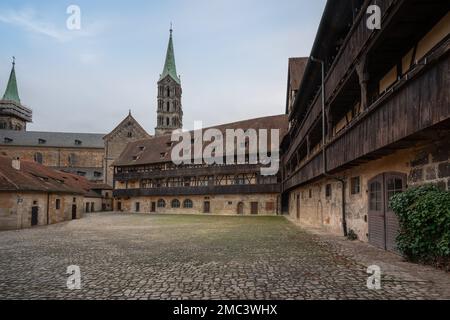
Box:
[0, 213, 449, 300]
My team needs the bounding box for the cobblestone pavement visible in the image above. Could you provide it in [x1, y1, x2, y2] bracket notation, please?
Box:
[0, 213, 449, 300]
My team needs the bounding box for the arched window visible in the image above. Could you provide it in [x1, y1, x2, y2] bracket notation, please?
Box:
[166, 101, 170, 112]
[171, 199, 180, 208]
[166, 117, 170, 126]
[172, 117, 177, 126]
[183, 199, 193, 209]
[157, 199, 166, 208]
[34, 152, 43, 164]
[166, 87, 170, 97]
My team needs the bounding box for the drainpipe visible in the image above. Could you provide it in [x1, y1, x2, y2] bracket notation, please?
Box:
[311, 56, 348, 237]
[46, 193, 50, 225]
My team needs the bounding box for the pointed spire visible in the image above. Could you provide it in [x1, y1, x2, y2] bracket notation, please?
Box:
[2, 57, 21, 104]
[160, 25, 181, 84]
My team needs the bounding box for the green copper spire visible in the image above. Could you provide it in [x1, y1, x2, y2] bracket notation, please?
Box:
[2, 57, 21, 104]
[160, 26, 181, 84]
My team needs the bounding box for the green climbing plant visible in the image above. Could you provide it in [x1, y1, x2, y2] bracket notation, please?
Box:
[390, 184, 450, 271]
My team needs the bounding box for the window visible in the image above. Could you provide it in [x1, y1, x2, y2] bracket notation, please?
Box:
[55, 199, 61, 210]
[183, 199, 193, 209]
[171, 199, 180, 208]
[369, 182, 382, 211]
[157, 199, 166, 208]
[38, 138, 46, 144]
[266, 202, 275, 212]
[127, 132, 133, 138]
[135, 202, 140, 212]
[94, 171, 102, 178]
[351, 177, 361, 195]
[34, 152, 43, 164]
[74, 139, 82, 145]
[0, 122, 6, 129]
[326, 184, 332, 198]
[309, 189, 312, 198]
[68, 153, 77, 166]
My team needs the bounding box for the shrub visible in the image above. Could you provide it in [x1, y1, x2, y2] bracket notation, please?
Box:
[347, 229, 358, 241]
[390, 185, 450, 270]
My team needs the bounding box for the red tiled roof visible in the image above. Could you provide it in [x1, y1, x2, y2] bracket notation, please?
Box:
[114, 114, 289, 167]
[0, 156, 93, 195]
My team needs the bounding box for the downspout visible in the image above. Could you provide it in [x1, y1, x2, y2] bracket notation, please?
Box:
[46, 192, 50, 225]
[311, 56, 348, 237]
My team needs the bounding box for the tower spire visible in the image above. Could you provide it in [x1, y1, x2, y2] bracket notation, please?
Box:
[160, 25, 180, 84]
[2, 57, 21, 104]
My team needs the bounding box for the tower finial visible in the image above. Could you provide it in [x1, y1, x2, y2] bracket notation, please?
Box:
[12, 56, 15, 67]
[170, 22, 173, 35]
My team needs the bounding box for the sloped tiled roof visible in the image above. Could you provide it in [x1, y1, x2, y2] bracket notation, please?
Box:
[114, 114, 289, 166]
[0, 130, 105, 148]
[0, 156, 97, 195]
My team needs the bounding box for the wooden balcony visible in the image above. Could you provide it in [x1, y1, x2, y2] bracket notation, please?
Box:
[113, 184, 281, 198]
[284, 42, 450, 191]
[114, 164, 263, 181]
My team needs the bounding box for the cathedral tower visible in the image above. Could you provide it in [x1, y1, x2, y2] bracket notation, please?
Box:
[0, 58, 32, 131]
[155, 27, 183, 136]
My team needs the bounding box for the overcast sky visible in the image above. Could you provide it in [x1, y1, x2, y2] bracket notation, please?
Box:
[0, 0, 326, 134]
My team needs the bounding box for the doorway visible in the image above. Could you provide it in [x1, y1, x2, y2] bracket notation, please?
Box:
[72, 205, 77, 220]
[151, 202, 156, 213]
[203, 201, 211, 214]
[31, 206, 39, 226]
[368, 172, 406, 252]
[296, 194, 300, 220]
[237, 202, 244, 215]
[251, 202, 259, 215]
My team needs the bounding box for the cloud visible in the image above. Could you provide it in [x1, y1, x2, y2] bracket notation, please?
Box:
[0, 8, 102, 42]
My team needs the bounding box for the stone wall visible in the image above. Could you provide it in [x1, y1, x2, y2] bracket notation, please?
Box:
[114, 193, 279, 216]
[0, 192, 84, 230]
[0, 145, 104, 168]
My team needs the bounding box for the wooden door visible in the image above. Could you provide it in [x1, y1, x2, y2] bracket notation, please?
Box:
[251, 202, 258, 215]
[151, 202, 156, 212]
[384, 173, 406, 252]
[368, 175, 386, 250]
[72, 205, 77, 220]
[368, 173, 406, 252]
[203, 201, 210, 213]
[237, 202, 244, 215]
[31, 206, 39, 226]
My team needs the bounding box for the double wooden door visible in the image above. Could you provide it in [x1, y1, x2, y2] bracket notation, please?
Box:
[368, 172, 406, 252]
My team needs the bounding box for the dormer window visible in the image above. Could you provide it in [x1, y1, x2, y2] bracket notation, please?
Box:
[166, 142, 172, 148]
[75, 139, 82, 146]
[38, 139, 46, 144]
[132, 155, 139, 161]
[139, 146, 145, 151]
[160, 152, 167, 159]
[4, 137, 13, 143]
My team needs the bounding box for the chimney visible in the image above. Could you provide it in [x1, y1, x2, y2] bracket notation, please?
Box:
[12, 157, 20, 170]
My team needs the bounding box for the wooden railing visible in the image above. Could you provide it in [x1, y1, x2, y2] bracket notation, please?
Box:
[114, 184, 281, 197]
[283, 46, 449, 192]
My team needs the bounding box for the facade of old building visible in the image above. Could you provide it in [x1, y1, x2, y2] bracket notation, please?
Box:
[0, 156, 90, 230]
[103, 112, 151, 186]
[281, 1, 450, 252]
[113, 115, 288, 215]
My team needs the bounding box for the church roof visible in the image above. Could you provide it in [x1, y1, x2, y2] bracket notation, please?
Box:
[2, 59, 21, 104]
[0, 130, 105, 149]
[103, 111, 151, 141]
[159, 28, 181, 84]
